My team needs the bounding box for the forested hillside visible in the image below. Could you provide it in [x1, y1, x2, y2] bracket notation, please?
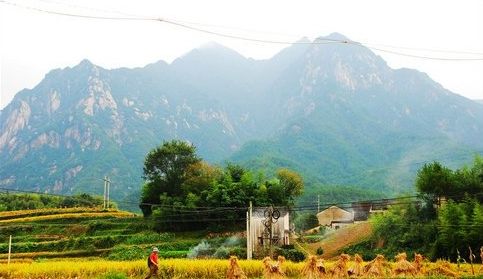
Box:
[1, 33, 483, 203]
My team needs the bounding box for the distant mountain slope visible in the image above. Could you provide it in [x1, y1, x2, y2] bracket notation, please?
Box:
[1, 33, 483, 202]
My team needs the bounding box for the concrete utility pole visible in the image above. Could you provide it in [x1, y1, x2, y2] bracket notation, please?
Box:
[106, 177, 110, 209]
[247, 201, 253, 260]
[103, 176, 111, 210]
[103, 176, 107, 210]
[8, 235, 12, 264]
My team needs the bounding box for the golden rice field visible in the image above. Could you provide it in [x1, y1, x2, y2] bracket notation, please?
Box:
[0, 207, 101, 219]
[1, 258, 482, 279]
[0, 211, 135, 223]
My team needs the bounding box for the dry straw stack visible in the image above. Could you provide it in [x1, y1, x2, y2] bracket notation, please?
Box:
[328, 253, 350, 277]
[301, 255, 325, 279]
[262, 256, 286, 279]
[393, 252, 416, 276]
[428, 260, 459, 277]
[364, 254, 387, 277]
[348, 253, 364, 277]
[413, 253, 425, 275]
[226, 256, 247, 279]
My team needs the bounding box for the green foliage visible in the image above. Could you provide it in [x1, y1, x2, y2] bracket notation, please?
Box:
[274, 246, 306, 262]
[124, 233, 174, 245]
[107, 245, 148, 260]
[96, 272, 128, 279]
[347, 157, 483, 261]
[158, 250, 188, 258]
[140, 141, 304, 231]
[294, 213, 319, 232]
[141, 140, 201, 216]
[0, 193, 104, 211]
[277, 169, 304, 205]
[316, 247, 324, 255]
[417, 157, 483, 203]
[416, 162, 455, 204]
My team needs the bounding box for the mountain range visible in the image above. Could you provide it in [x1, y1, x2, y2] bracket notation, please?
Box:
[1, 33, 483, 204]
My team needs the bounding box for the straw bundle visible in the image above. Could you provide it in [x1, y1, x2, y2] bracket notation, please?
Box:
[226, 256, 247, 279]
[364, 254, 387, 277]
[393, 252, 416, 276]
[428, 260, 458, 278]
[262, 256, 286, 279]
[301, 255, 326, 279]
[480, 247, 483, 273]
[329, 253, 350, 278]
[413, 253, 424, 275]
[348, 254, 364, 277]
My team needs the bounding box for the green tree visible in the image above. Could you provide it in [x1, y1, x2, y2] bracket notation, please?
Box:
[415, 162, 455, 206]
[453, 156, 483, 202]
[294, 212, 319, 232]
[277, 168, 304, 205]
[141, 140, 200, 216]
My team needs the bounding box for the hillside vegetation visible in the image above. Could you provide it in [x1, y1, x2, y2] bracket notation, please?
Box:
[0, 206, 204, 261]
[2, 33, 483, 202]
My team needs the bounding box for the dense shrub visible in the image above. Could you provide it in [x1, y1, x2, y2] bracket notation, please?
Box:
[274, 247, 305, 262]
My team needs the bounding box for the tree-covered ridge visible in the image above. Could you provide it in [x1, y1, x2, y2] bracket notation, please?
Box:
[0, 193, 106, 211]
[2, 34, 483, 202]
[345, 156, 483, 261]
[140, 140, 304, 230]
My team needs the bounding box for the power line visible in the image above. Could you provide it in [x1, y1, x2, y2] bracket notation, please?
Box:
[2, 0, 483, 61]
[366, 46, 483, 61]
[364, 42, 483, 56]
[2, 186, 481, 214]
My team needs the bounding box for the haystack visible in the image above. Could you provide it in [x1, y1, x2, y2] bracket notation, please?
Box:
[262, 256, 286, 279]
[364, 254, 388, 277]
[329, 253, 350, 277]
[480, 247, 483, 272]
[277, 256, 286, 275]
[393, 252, 416, 276]
[348, 253, 364, 277]
[413, 253, 424, 275]
[301, 255, 326, 279]
[428, 260, 458, 278]
[226, 256, 247, 279]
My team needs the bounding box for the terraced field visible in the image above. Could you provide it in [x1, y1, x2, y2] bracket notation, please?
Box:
[0, 207, 199, 261]
[306, 222, 373, 258]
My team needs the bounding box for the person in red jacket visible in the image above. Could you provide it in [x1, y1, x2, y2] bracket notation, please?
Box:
[145, 247, 159, 279]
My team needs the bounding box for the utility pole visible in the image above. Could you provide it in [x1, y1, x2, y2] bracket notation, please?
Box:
[106, 176, 110, 209]
[103, 176, 111, 210]
[247, 201, 253, 260]
[103, 176, 107, 210]
[8, 235, 12, 264]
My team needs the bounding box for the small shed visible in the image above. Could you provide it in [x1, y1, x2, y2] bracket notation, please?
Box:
[317, 205, 354, 226]
[247, 207, 290, 253]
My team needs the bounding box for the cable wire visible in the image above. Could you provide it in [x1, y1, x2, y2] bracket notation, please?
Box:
[2, 0, 483, 61]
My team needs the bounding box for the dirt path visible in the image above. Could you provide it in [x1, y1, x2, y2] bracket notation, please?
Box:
[307, 222, 373, 259]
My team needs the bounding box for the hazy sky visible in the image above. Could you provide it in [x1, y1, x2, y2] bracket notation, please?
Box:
[1, 0, 483, 109]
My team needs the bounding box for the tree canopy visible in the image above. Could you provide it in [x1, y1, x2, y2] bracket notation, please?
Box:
[347, 156, 483, 261]
[140, 140, 304, 230]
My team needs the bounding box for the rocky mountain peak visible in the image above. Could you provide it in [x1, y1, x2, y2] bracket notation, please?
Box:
[320, 32, 351, 42]
[172, 42, 249, 68]
[1, 33, 482, 202]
